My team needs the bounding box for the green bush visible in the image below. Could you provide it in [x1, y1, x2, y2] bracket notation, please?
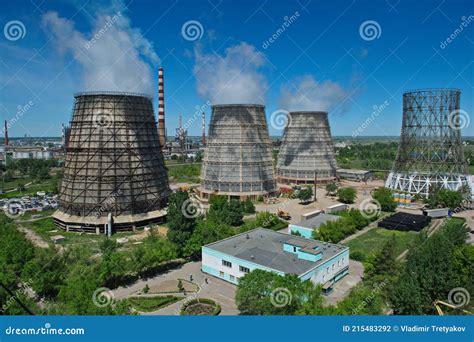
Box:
[373, 188, 397, 212]
[350, 251, 366, 262]
[180, 298, 221, 316]
[337, 187, 357, 204]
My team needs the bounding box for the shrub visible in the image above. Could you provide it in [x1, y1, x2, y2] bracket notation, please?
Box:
[350, 251, 366, 262]
[338, 187, 357, 204]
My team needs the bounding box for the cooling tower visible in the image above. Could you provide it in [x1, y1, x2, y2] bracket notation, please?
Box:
[276, 111, 337, 184]
[385, 88, 472, 198]
[53, 92, 170, 233]
[197, 104, 277, 201]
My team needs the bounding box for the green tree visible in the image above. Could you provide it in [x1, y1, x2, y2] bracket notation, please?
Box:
[366, 235, 398, 280]
[166, 191, 197, 250]
[207, 196, 243, 226]
[326, 182, 338, 196]
[297, 186, 313, 203]
[372, 187, 397, 212]
[183, 220, 234, 259]
[337, 187, 357, 204]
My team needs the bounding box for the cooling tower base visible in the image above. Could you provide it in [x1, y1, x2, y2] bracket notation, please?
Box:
[196, 187, 278, 203]
[52, 209, 166, 234]
[385, 172, 473, 198]
[276, 175, 337, 185]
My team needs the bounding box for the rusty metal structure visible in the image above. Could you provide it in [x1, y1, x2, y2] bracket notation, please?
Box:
[197, 104, 277, 201]
[53, 92, 170, 233]
[385, 89, 472, 198]
[276, 111, 337, 184]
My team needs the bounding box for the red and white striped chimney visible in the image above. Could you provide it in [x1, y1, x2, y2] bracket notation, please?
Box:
[158, 68, 166, 148]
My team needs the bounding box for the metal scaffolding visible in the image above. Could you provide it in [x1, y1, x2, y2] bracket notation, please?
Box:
[53, 92, 170, 233]
[197, 104, 277, 201]
[276, 111, 337, 184]
[385, 89, 472, 197]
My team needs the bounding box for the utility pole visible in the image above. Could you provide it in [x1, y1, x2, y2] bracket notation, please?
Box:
[313, 171, 317, 202]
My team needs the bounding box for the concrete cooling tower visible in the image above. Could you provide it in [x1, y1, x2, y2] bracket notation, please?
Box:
[197, 104, 277, 201]
[276, 111, 337, 184]
[385, 88, 473, 198]
[53, 92, 170, 233]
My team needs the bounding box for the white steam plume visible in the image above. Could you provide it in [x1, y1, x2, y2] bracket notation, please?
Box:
[193, 42, 268, 105]
[42, 5, 159, 95]
[279, 75, 349, 113]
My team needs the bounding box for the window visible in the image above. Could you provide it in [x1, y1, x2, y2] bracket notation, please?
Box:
[293, 246, 297, 252]
[219, 271, 224, 277]
[327, 267, 329, 274]
[323, 275, 326, 281]
[222, 260, 232, 268]
[230, 275, 235, 282]
[332, 263, 335, 270]
[338, 260, 341, 266]
[239, 266, 250, 273]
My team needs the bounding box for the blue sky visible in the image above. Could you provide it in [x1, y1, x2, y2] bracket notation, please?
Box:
[0, 0, 473, 138]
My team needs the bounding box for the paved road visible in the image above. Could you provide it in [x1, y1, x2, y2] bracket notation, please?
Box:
[112, 261, 239, 315]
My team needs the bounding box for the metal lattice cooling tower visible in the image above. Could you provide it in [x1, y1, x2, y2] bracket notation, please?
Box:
[197, 104, 277, 201]
[276, 111, 337, 184]
[385, 88, 472, 198]
[53, 92, 170, 233]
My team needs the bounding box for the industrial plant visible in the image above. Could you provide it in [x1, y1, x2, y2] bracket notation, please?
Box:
[52, 92, 170, 233]
[276, 111, 338, 184]
[196, 104, 277, 201]
[385, 89, 473, 198]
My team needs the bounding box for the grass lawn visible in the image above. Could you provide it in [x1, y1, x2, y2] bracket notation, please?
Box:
[127, 295, 182, 312]
[345, 227, 419, 260]
[166, 163, 201, 183]
[0, 178, 59, 199]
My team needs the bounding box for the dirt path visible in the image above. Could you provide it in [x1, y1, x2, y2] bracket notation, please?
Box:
[17, 224, 49, 248]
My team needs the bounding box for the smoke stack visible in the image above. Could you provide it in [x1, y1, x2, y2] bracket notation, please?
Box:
[4, 120, 8, 146]
[202, 110, 206, 146]
[158, 68, 166, 148]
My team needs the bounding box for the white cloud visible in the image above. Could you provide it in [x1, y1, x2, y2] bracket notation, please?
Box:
[193, 42, 268, 105]
[42, 4, 159, 95]
[279, 75, 349, 112]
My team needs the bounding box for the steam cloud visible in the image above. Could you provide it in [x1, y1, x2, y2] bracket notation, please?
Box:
[42, 2, 159, 95]
[279, 75, 349, 112]
[194, 42, 268, 105]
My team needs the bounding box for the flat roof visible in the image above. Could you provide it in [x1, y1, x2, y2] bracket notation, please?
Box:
[204, 228, 348, 276]
[293, 213, 341, 229]
[337, 168, 372, 175]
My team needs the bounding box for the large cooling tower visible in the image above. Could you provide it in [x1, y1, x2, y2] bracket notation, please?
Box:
[385, 88, 472, 198]
[197, 104, 277, 201]
[276, 111, 337, 184]
[53, 92, 170, 233]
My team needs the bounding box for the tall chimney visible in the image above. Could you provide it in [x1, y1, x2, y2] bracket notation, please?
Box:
[4, 120, 8, 146]
[158, 68, 166, 148]
[202, 110, 206, 146]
